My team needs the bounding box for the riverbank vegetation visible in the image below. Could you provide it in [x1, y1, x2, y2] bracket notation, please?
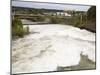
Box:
[49, 6, 96, 32]
[12, 17, 29, 39]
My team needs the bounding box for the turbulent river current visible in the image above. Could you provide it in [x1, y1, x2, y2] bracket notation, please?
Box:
[12, 24, 95, 73]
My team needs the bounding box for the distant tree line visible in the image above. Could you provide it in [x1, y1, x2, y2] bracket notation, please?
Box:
[12, 6, 63, 14]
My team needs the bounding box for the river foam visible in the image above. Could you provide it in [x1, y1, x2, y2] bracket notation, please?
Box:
[12, 24, 95, 73]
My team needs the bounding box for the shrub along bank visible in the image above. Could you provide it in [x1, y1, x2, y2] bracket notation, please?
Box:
[12, 17, 29, 39]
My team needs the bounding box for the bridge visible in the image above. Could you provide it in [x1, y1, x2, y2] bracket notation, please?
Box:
[12, 14, 50, 24]
[12, 13, 71, 25]
[21, 19, 50, 25]
[12, 13, 70, 19]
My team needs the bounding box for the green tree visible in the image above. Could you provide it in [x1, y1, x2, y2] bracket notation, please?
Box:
[81, 6, 96, 32]
[87, 6, 96, 21]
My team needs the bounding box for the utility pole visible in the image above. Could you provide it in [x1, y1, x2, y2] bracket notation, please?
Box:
[80, 14, 83, 24]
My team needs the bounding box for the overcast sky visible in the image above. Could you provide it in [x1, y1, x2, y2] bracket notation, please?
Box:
[12, 0, 91, 11]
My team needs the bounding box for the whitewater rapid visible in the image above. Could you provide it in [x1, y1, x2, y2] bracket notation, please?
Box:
[12, 24, 95, 73]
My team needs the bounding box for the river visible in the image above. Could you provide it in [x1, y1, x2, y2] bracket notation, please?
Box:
[12, 24, 95, 74]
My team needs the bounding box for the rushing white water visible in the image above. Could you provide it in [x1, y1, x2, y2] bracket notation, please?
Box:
[12, 24, 95, 73]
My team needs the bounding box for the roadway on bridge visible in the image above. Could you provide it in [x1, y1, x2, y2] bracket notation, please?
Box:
[21, 19, 49, 25]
